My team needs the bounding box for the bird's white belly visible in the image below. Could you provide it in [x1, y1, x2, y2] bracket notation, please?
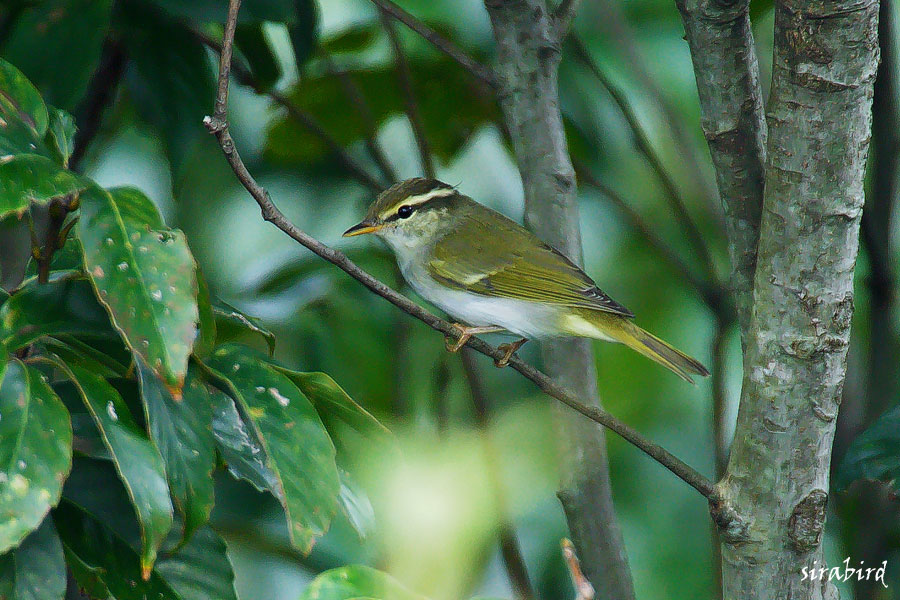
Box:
[398, 258, 561, 339]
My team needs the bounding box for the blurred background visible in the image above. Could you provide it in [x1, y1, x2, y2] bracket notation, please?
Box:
[1, 0, 898, 598]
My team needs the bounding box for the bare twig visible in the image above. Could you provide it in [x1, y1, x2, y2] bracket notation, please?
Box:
[207, 0, 716, 500]
[323, 55, 398, 184]
[70, 38, 126, 171]
[711, 318, 730, 478]
[562, 539, 595, 600]
[567, 36, 720, 290]
[196, 30, 385, 192]
[575, 161, 725, 314]
[366, 0, 496, 88]
[380, 8, 435, 178]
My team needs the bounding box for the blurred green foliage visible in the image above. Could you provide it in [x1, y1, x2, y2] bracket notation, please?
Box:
[0, 0, 897, 598]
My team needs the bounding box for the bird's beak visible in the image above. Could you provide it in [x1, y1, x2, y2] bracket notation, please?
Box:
[343, 220, 383, 237]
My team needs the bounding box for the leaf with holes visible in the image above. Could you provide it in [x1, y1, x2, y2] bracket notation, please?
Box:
[210, 386, 278, 494]
[0, 360, 72, 553]
[138, 360, 216, 542]
[58, 362, 173, 575]
[272, 367, 393, 453]
[0, 154, 90, 220]
[77, 186, 199, 388]
[299, 566, 426, 600]
[205, 345, 340, 553]
[0, 517, 66, 600]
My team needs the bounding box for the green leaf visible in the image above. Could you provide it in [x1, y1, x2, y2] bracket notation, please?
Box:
[265, 56, 499, 164]
[58, 362, 173, 575]
[205, 345, 340, 553]
[213, 302, 276, 356]
[0, 360, 72, 553]
[0, 277, 116, 351]
[319, 26, 379, 55]
[0, 154, 90, 220]
[138, 360, 216, 543]
[235, 24, 282, 92]
[272, 368, 393, 451]
[1, 0, 114, 110]
[119, 5, 215, 171]
[210, 387, 278, 494]
[194, 269, 216, 359]
[56, 501, 237, 600]
[44, 107, 77, 167]
[77, 186, 199, 388]
[0, 517, 66, 600]
[836, 403, 900, 493]
[0, 58, 49, 157]
[299, 566, 426, 600]
[288, 0, 319, 74]
[338, 469, 375, 541]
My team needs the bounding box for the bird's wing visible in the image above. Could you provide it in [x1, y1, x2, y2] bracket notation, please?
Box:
[426, 213, 634, 317]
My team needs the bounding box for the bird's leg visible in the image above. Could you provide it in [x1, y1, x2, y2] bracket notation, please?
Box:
[444, 324, 505, 353]
[494, 338, 528, 368]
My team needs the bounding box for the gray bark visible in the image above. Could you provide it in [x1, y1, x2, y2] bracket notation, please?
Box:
[714, 0, 880, 597]
[483, 1, 635, 598]
[675, 0, 767, 337]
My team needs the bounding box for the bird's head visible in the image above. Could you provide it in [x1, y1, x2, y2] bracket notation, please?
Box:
[343, 178, 460, 249]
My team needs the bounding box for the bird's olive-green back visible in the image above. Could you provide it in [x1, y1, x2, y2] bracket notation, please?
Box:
[427, 197, 634, 317]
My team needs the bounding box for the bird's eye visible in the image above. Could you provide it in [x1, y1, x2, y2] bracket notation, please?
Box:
[397, 205, 413, 219]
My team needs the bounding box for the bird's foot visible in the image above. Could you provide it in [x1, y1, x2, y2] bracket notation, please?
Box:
[444, 324, 505, 353]
[494, 338, 528, 367]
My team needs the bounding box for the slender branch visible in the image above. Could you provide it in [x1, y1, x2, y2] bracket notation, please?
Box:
[461, 350, 536, 600]
[70, 38, 126, 171]
[366, 0, 496, 88]
[561, 539, 595, 600]
[380, 8, 436, 178]
[575, 161, 725, 314]
[196, 30, 385, 192]
[206, 0, 716, 500]
[711, 317, 730, 478]
[323, 56, 398, 184]
[567, 36, 720, 290]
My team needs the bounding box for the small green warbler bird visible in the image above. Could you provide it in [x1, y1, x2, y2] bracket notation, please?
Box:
[344, 178, 709, 383]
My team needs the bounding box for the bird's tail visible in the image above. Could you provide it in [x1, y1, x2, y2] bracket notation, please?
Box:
[571, 311, 710, 383]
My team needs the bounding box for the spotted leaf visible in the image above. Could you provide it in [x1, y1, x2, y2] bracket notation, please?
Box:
[58, 362, 173, 575]
[0, 360, 72, 553]
[204, 345, 340, 554]
[77, 186, 199, 388]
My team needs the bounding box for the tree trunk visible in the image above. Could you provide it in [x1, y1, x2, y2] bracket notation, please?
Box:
[483, 2, 635, 599]
[714, 0, 880, 596]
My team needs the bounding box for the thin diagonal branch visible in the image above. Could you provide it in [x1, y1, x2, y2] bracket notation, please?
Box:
[367, 0, 496, 88]
[380, 8, 436, 178]
[575, 161, 726, 314]
[207, 0, 716, 501]
[196, 30, 385, 192]
[323, 55, 398, 184]
[70, 38, 126, 171]
[567, 36, 720, 290]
